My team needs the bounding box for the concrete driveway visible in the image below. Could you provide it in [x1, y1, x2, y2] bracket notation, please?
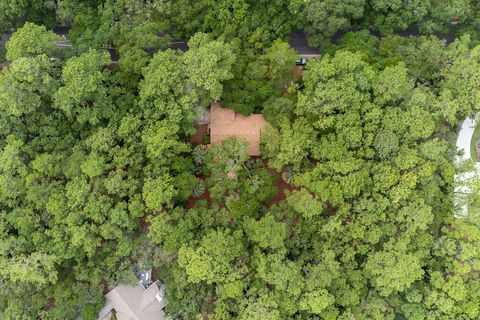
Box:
[455, 116, 480, 217]
[456, 116, 480, 170]
[457, 117, 475, 162]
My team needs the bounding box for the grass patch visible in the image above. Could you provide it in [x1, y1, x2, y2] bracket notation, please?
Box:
[203, 134, 210, 144]
[470, 124, 480, 162]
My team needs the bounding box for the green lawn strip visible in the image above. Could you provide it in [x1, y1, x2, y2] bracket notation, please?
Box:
[470, 124, 480, 162]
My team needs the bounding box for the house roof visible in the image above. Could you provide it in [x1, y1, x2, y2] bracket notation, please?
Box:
[209, 102, 266, 156]
[100, 281, 166, 320]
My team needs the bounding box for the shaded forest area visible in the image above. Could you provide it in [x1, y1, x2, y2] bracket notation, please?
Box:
[2, 1, 480, 319]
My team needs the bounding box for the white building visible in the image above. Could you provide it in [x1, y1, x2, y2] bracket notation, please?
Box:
[98, 270, 166, 320]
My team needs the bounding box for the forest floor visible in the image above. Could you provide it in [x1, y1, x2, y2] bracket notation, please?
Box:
[293, 65, 304, 82]
[281, 65, 304, 96]
[186, 176, 212, 209]
[0, 61, 10, 69]
[189, 124, 208, 145]
[184, 161, 296, 209]
[265, 165, 298, 206]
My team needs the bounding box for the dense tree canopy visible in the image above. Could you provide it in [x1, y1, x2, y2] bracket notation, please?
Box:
[2, 2, 480, 320]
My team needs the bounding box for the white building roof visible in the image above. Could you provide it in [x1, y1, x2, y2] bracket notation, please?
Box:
[99, 281, 166, 320]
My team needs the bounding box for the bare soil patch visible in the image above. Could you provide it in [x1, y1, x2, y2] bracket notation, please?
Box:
[186, 182, 212, 209]
[264, 161, 298, 207]
[189, 124, 208, 145]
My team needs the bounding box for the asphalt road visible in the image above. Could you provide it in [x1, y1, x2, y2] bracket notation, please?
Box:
[289, 30, 321, 56]
[52, 25, 459, 62]
[52, 26, 188, 63]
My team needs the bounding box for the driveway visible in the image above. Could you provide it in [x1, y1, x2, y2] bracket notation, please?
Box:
[456, 116, 480, 170]
[455, 116, 480, 217]
[289, 30, 321, 57]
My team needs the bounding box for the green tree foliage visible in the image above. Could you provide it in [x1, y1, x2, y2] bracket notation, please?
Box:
[1, 252, 58, 285]
[286, 188, 324, 218]
[244, 214, 286, 249]
[53, 49, 112, 124]
[140, 41, 235, 134]
[0, 1, 57, 34]
[3, 2, 480, 319]
[143, 174, 177, 210]
[440, 35, 480, 121]
[367, 0, 431, 34]
[328, 31, 480, 125]
[163, 0, 296, 45]
[178, 229, 245, 284]
[301, 0, 366, 47]
[0, 54, 56, 117]
[365, 247, 425, 296]
[184, 33, 235, 101]
[6, 22, 60, 60]
[62, 1, 170, 88]
[299, 1, 478, 48]
[267, 118, 316, 170]
[253, 48, 480, 318]
[262, 96, 295, 127]
[139, 49, 195, 134]
[0, 25, 233, 319]
[263, 39, 298, 89]
[222, 40, 297, 115]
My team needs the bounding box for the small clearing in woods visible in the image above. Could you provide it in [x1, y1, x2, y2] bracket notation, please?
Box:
[264, 162, 298, 206]
[189, 124, 209, 145]
[185, 159, 297, 209]
[186, 177, 212, 209]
